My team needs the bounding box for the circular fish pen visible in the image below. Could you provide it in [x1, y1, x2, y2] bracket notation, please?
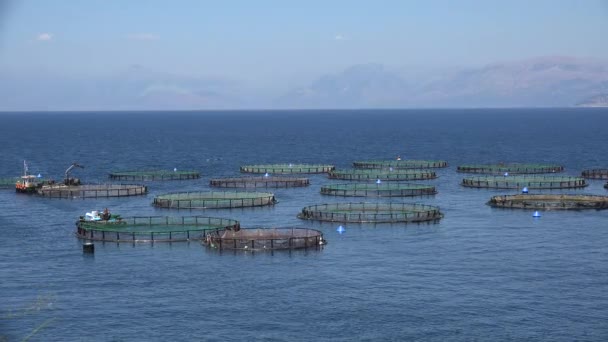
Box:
[109, 170, 200, 181]
[462, 176, 587, 189]
[240, 164, 335, 174]
[38, 184, 147, 198]
[328, 169, 436, 181]
[298, 203, 443, 223]
[321, 183, 436, 197]
[487, 194, 608, 210]
[353, 160, 448, 169]
[204, 227, 325, 250]
[581, 169, 608, 180]
[76, 216, 239, 243]
[210, 176, 309, 188]
[153, 191, 277, 209]
[0, 177, 18, 189]
[457, 163, 564, 174]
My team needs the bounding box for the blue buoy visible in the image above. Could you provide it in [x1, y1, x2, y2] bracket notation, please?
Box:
[264, 172, 270, 177]
[289, 163, 293, 168]
[37, 174, 42, 178]
[504, 172, 509, 177]
[376, 179, 382, 184]
[533, 211, 541, 218]
[389, 167, 393, 171]
[522, 187, 529, 194]
[337, 225, 345, 234]
[174, 167, 177, 172]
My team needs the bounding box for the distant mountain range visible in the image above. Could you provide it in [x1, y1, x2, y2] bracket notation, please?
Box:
[576, 93, 608, 107]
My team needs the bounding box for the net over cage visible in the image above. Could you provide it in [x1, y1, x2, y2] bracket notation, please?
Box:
[457, 163, 564, 174]
[328, 169, 436, 181]
[581, 169, 608, 180]
[109, 170, 200, 181]
[487, 194, 608, 210]
[153, 191, 277, 209]
[353, 160, 448, 169]
[210, 176, 309, 188]
[298, 202, 443, 223]
[38, 184, 148, 198]
[461, 175, 587, 189]
[204, 227, 326, 250]
[321, 182, 436, 197]
[240, 164, 335, 174]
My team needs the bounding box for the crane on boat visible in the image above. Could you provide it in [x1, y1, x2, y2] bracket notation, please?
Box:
[64, 162, 84, 185]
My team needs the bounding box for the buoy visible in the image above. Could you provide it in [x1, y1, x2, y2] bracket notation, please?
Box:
[376, 179, 382, 184]
[504, 172, 509, 177]
[37, 174, 42, 178]
[337, 225, 345, 234]
[83, 242, 95, 253]
[389, 167, 393, 171]
[264, 172, 270, 177]
[522, 187, 529, 194]
[289, 163, 293, 168]
[174, 167, 177, 172]
[533, 211, 541, 218]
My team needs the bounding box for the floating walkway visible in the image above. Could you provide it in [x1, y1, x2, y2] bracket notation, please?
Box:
[487, 194, 608, 210]
[462, 176, 587, 189]
[353, 160, 448, 169]
[321, 183, 436, 197]
[210, 176, 309, 188]
[298, 203, 443, 223]
[457, 163, 564, 174]
[76, 216, 239, 243]
[240, 164, 335, 174]
[38, 184, 147, 198]
[109, 170, 200, 181]
[204, 227, 325, 250]
[329, 169, 436, 181]
[153, 191, 277, 209]
[581, 169, 608, 180]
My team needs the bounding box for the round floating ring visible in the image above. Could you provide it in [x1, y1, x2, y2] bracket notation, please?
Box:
[329, 169, 436, 181]
[457, 163, 563, 174]
[462, 176, 587, 189]
[210, 176, 309, 188]
[0, 177, 19, 189]
[298, 202, 443, 223]
[109, 170, 200, 181]
[204, 227, 325, 250]
[76, 216, 239, 243]
[581, 169, 608, 180]
[153, 191, 277, 209]
[353, 160, 448, 169]
[38, 184, 147, 198]
[240, 164, 335, 174]
[487, 194, 608, 210]
[321, 183, 436, 197]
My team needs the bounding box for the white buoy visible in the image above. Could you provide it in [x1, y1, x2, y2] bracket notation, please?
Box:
[522, 187, 529, 194]
[264, 172, 270, 178]
[504, 172, 509, 177]
[174, 167, 177, 172]
[533, 211, 541, 218]
[389, 167, 393, 171]
[337, 225, 345, 234]
[376, 179, 382, 184]
[37, 174, 42, 178]
[289, 163, 293, 168]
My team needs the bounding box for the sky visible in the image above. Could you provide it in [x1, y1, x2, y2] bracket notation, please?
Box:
[1, 0, 608, 109]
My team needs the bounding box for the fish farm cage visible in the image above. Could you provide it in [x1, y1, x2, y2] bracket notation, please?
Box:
[37, 184, 148, 198]
[203, 227, 325, 251]
[457, 163, 564, 174]
[461, 176, 587, 189]
[487, 194, 608, 210]
[210, 176, 309, 188]
[109, 170, 200, 181]
[353, 160, 448, 169]
[76, 216, 240, 243]
[581, 169, 608, 180]
[0, 177, 18, 189]
[153, 191, 277, 209]
[328, 169, 437, 181]
[298, 202, 443, 223]
[240, 164, 335, 174]
[320, 183, 437, 197]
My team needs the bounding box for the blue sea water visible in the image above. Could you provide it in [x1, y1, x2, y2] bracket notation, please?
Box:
[0, 108, 607, 341]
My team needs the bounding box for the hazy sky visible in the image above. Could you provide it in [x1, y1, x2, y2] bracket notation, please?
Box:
[1, 0, 607, 83]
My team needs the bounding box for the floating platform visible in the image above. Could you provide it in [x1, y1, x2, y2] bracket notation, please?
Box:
[462, 176, 587, 189]
[581, 169, 608, 180]
[240, 164, 335, 174]
[153, 191, 277, 209]
[320, 183, 436, 197]
[204, 227, 325, 250]
[0, 177, 18, 189]
[76, 216, 239, 243]
[298, 203, 443, 223]
[487, 194, 608, 210]
[210, 176, 309, 188]
[38, 184, 147, 198]
[353, 160, 448, 169]
[457, 163, 564, 174]
[328, 169, 436, 181]
[109, 170, 200, 181]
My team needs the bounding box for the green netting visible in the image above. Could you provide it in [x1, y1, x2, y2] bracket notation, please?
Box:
[488, 194, 608, 210]
[240, 164, 335, 174]
[457, 163, 564, 174]
[210, 176, 309, 188]
[581, 169, 608, 180]
[353, 160, 448, 169]
[76, 216, 239, 242]
[38, 184, 148, 198]
[0, 177, 18, 189]
[329, 169, 436, 181]
[321, 182, 436, 197]
[462, 176, 587, 189]
[298, 202, 443, 223]
[109, 170, 200, 181]
[204, 227, 325, 250]
[153, 191, 277, 209]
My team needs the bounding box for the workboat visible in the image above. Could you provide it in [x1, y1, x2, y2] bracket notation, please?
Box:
[15, 161, 42, 193]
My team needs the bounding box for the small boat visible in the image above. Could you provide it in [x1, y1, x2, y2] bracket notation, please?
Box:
[16, 161, 42, 193]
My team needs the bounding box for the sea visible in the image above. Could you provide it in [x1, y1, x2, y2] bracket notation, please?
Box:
[0, 108, 607, 341]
